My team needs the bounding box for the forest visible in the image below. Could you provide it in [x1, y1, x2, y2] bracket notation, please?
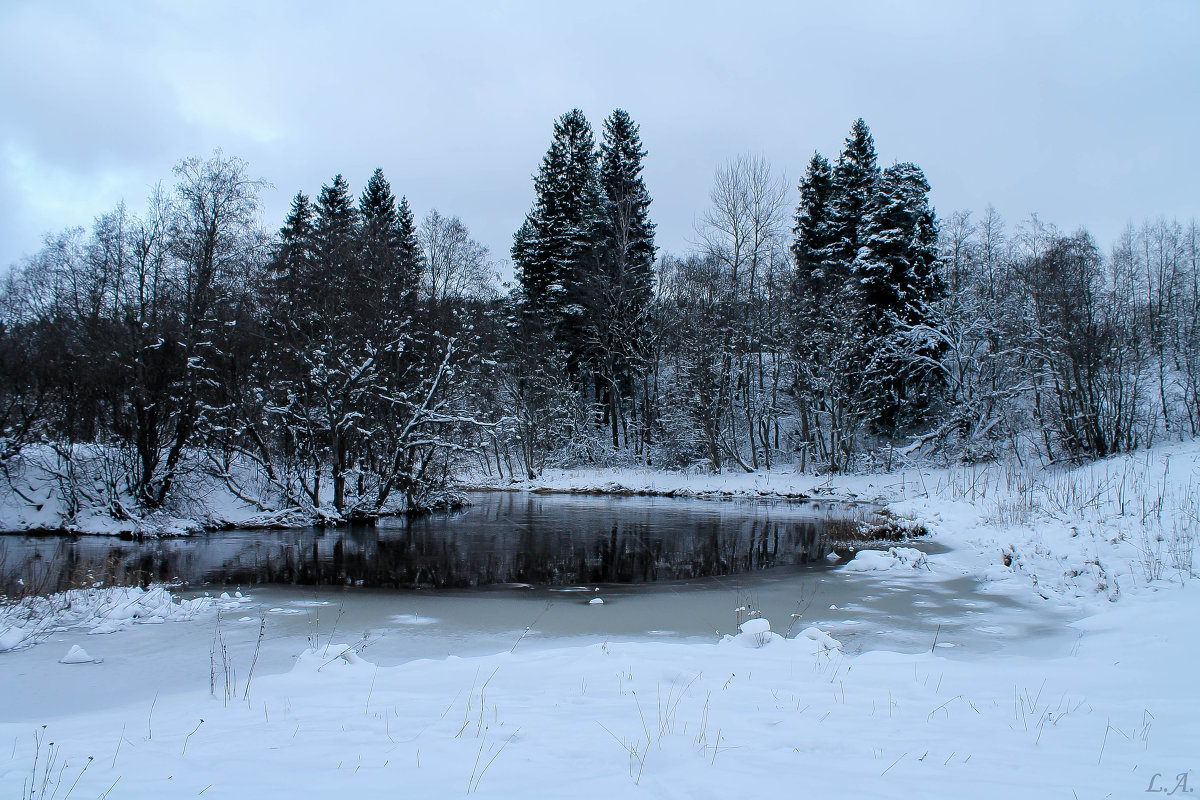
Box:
[2, 112, 1198, 521]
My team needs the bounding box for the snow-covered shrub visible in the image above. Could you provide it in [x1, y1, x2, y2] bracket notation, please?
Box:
[0, 585, 214, 652]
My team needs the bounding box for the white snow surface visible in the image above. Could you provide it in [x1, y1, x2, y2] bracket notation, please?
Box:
[2, 439, 1200, 797]
[843, 545, 929, 572]
[737, 617, 771, 635]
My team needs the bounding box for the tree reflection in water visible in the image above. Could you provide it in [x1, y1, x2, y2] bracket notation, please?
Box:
[4, 493, 848, 592]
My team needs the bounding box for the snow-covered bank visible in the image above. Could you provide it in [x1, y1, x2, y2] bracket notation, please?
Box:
[1, 586, 1196, 799]
[461, 463, 898, 503]
[0, 445, 295, 536]
[2, 441, 1198, 797]
[0, 444, 462, 536]
[469, 438, 1200, 607]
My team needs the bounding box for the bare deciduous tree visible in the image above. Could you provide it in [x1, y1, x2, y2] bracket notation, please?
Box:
[691, 155, 791, 470]
[419, 210, 497, 303]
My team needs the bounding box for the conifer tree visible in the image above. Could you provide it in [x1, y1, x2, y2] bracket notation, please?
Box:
[358, 169, 421, 318]
[852, 162, 945, 434]
[825, 118, 880, 269]
[359, 168, 401, 302]
[790, 150, 862, 471]
[791, 152, 836, 299]
[598, 109, 656, 303]
[271, 191, 316, 320]
[512, 109, 604, 373]
[853, 163, 941, 328]
[313, 174, 360, 325]
[315, 175, 359, 264]
[281, 191, 315, 247]
[817, 119, 882, 422]
[593, 109, 656, 449]
[308, 174, 365, 512]
[789, 119, 944, 467]
[394, 195, 422, 309]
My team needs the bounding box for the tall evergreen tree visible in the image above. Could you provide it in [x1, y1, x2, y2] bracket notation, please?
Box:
[394, 195, 422, 310]
[260, 191, 323, 507]
[313, 174, 360, 326]
[789, 119, 944, 467]
[359, 168, 401, 304]
[791, 152, 836, 299]
[512, 109, 604, 373]
[825, 118, 880, 270]
[271, 191, 316, 320]
[853, 163, 942, 326]
[852, 162, 945, 434]
[359, 169, 421, 319]
[308, 174, 365, 512]
[593, 109, 656, 449]
[598, 109, 656, 301]
[790, 150, 863, 471]
[315, 175, 359, 263]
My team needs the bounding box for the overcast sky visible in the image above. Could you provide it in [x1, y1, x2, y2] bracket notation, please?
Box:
[2, 1, 1197, 276]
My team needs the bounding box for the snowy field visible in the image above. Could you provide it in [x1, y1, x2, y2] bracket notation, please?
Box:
[2, 441, 1199, 798]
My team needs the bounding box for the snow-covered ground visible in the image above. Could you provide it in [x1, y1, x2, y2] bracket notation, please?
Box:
[461, 461, 902, 503]
[2, 441, 1198, 798]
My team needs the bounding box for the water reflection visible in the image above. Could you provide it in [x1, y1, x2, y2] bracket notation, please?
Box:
[3, 492, 848, 592]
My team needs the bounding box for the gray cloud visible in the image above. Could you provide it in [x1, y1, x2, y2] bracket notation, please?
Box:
[2, 0, 1197, 273]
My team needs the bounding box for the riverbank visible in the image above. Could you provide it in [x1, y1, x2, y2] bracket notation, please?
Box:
[0, 451, 893, 537]
[2, 440, 1198, 797]
[460, 463, 905, 503]
[465, 439, 1198, 606]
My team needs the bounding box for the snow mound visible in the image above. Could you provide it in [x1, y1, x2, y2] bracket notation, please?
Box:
[588, 597, 604, 605]
[842, 546, 929, 572]
[294, 642, 374, 672]
[722, 617, 779, 648]
[796, 626, 842, 652]
[721, 618, 842, 652]
[59, 644, 101, 664]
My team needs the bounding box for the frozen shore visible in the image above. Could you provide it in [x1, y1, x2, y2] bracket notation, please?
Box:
[2, 440, 1198, 797]
[459, 462, 904, 504]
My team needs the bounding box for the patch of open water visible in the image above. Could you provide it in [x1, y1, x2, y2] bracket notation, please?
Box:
[4, 492, 863, 591]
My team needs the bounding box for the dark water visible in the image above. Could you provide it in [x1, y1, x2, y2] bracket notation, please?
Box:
[2, 491, 864, 593]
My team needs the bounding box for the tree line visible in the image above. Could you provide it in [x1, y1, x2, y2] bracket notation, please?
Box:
[2, 115, 1198, 525]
